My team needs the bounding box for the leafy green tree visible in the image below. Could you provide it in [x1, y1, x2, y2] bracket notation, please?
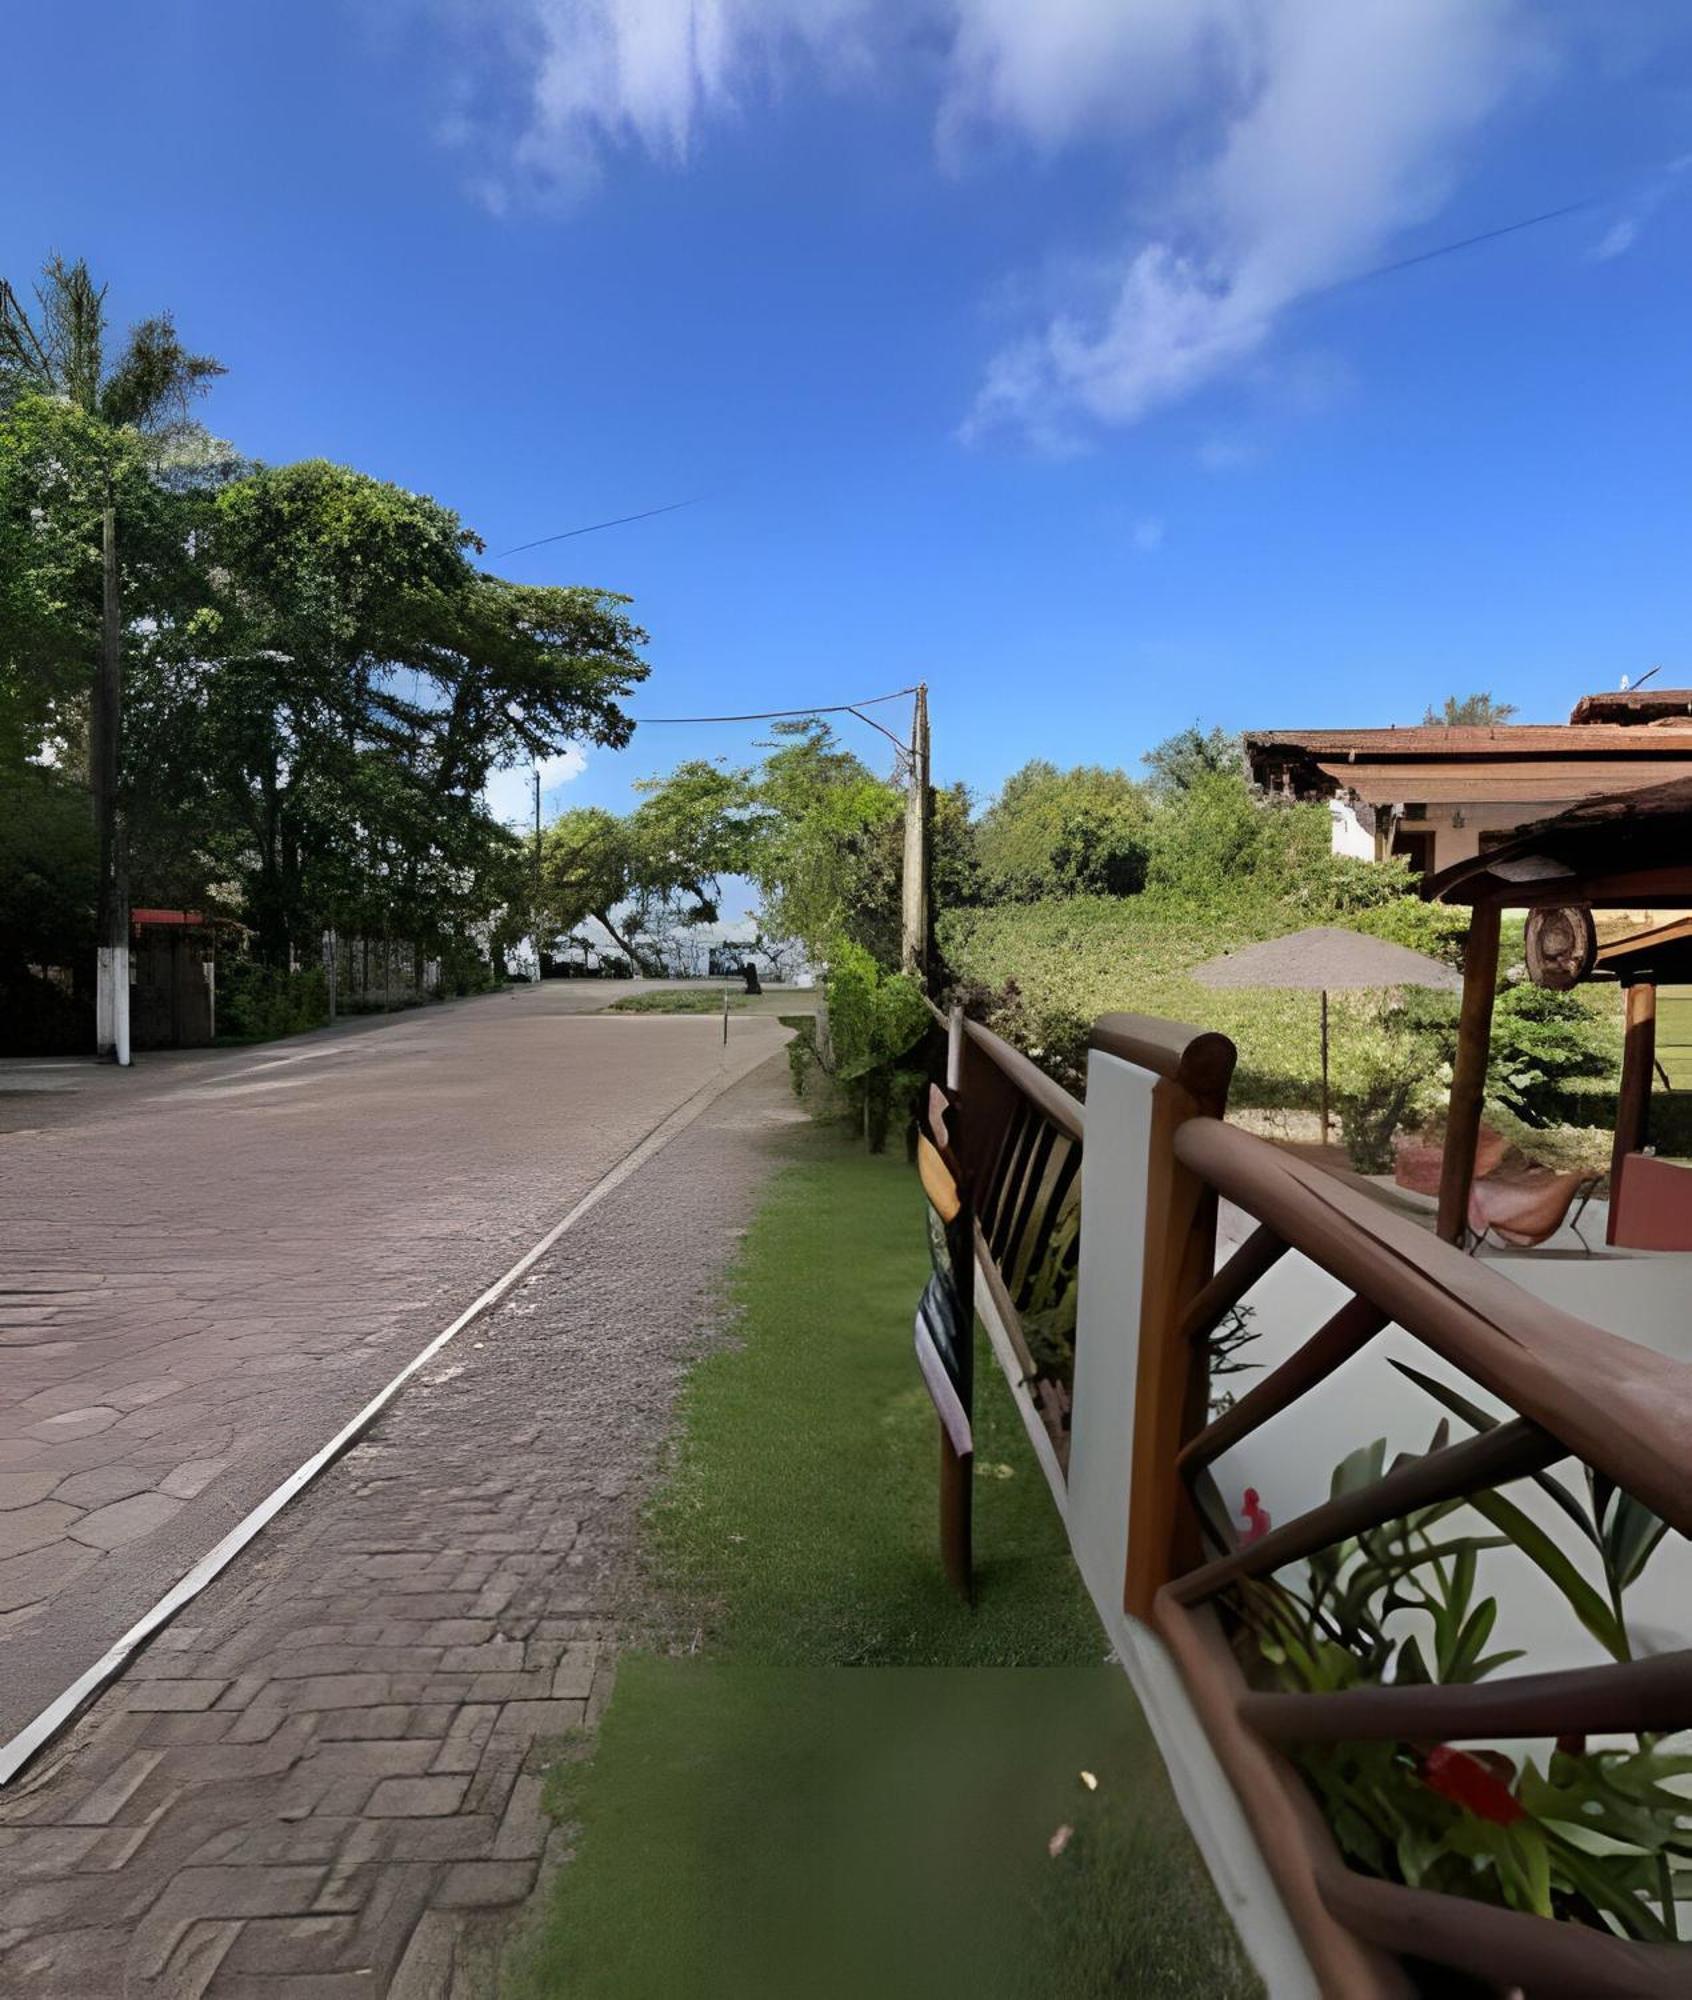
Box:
[974, 760, 1149, 901]
[1142, 723, 1245, 797]
[1423, 693, 1517, 727]
[0, 256, 225, 1034]
[156, 459, 648, 966]
[1144, 772, 1307, 898]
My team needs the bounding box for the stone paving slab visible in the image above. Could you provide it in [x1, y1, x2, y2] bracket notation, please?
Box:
[0, 1057, 800, 1996]
[0, 985, 786, 1739]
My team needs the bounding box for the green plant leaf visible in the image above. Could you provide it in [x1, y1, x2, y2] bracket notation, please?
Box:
[1466, 1490, 1629, 1660]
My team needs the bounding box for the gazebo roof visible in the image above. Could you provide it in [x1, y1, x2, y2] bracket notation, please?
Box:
[1423, 776, 1692, 909]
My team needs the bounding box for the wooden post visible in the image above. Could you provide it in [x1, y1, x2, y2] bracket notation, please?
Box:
[1319, 989, 1330, 1145]
[940, 1003, 973, 1600]
[1437, 902, 1501, 1244]
[901, 684, 930, 988]
[1608, 977, 1657, 1243]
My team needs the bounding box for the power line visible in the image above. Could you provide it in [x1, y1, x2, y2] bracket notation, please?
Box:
[635, 688, 920, 725]
[1315, 196, 1598, 302]
[498, 497, 700, 558]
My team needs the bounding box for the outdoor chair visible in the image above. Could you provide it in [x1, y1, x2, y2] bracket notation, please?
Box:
[1466, 1167, 1601, 1254]
[1393, 1122, 1506, 1197]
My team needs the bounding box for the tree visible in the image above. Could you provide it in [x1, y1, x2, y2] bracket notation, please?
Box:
[1423, 693, 1517, 727]
[974, 760, 1149, 901]
[0, 255, 224, 1051]
[154, 459, 649, 969]
[1142, 723, 1246, 797]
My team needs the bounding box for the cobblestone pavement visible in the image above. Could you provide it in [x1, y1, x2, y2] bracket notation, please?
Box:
[0, 1056, 801, 1996]
[0, 985, 787, 1742]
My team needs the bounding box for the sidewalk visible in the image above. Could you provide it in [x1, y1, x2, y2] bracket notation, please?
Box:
[0, 1058, 801, 1997]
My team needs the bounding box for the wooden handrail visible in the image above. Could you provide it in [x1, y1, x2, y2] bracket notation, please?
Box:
[1239, 1649, 1692, 1745]
[1316, 1868, 1690, 1999]
[1173, 1116, 1692, 1537]
[1090, 1011, 1236, 1106]
[959, 1016, 1084, 1141]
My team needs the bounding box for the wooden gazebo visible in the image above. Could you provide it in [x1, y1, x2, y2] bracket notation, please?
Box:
[1424, 776, 1692, 1247]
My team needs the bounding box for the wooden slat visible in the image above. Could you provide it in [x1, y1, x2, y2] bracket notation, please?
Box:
[1177, 1223, 1287, 1349]
[1179, 1295, 1387, 1478]
[1170, 1418, 1565, 1606]
[1152, 1593, 1415, 2000]
[1239, 1649, 1692, 1745]
[1316, 1867, 1692, 1999]
[960, 1016, 1085, 1141]
[1173, 1117, 1692, 1538]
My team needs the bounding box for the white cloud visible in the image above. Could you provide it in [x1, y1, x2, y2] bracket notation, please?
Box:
[1590, 217, 1639, 261]
[484, 745, 589, 828]
[1131, 515, 1165, 554]
[438, 0, 1533, 438]
[962, 0, 1529, 442]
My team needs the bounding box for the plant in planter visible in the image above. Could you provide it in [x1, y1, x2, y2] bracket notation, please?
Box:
[1230, 1434, 1691, 1940]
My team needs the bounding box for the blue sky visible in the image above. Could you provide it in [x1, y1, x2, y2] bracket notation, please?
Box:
[8, 1, 1692, 846]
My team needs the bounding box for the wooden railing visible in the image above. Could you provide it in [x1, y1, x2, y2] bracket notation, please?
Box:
[942, 1012, 1087, 1467]
[933, 1006, 1691, 1990]
[1145, 1103, 1692, 1998]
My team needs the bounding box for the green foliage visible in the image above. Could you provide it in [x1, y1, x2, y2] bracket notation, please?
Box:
[1143, 773, 1334, 907]
[1, 253, 652, 1048]
[1142, 723, 1246, 796]
[1488, 979, 1614, 1126]
[1240, 1436, 1688, 1940]
[216, 960, 328, 1042]
[974, 759, 1150, 901]
[819, 941, 932, 1151]
[1423, 692, 1517, 727]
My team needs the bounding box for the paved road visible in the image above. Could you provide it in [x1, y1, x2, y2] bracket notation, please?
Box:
[0, 984, 789, 1745]
[0, 1059, 799, 1997]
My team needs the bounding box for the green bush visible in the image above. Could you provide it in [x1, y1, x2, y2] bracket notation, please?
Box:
[1488, 979, 1615, 1127]
[817, 943, 932, 1152]
[217, 960, 328, 1042]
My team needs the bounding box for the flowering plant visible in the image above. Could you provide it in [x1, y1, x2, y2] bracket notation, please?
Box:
[1231, 1434, 1692, 1940]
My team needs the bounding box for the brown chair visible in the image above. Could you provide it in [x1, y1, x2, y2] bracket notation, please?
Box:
[1394, 1123, 1507, 1197]
[1467, 1168, 1600, 1253]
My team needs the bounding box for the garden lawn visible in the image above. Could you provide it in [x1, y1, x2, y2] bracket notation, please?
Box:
[604, 987, 819, 1016]
[505, 1126, 1261, 1999]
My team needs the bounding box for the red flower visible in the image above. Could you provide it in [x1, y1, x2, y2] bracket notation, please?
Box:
[1420, 1745, 1526, 1827]
[1239, 1488, 1271, 1544]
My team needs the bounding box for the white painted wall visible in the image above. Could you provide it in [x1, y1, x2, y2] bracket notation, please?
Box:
[1067, 1050, 1320, 2000]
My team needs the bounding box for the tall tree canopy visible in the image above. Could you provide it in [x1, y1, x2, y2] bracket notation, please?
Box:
[974, 760, 1149, 901]
[1, 253, 653, 1042]
[1423, 693, 1518, 727]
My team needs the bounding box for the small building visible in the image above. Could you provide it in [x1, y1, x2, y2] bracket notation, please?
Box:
[131, 910, 215, 1048]
[1245, 692, 1692, 877]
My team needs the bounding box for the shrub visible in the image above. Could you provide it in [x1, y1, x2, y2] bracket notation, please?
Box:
[973, 761, 1151, 902]
[217, 960, 328, 1042]
[811, 943, 933, 1152]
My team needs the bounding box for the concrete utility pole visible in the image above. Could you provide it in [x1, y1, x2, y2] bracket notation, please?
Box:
[533, 767, 544, 981]
[901, 682, 930, 988]
[93, 502, 131, 1064]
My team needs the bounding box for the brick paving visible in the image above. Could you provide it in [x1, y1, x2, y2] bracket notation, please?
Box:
[0, 985, 787, 1739]
[0, 1057, 801, 1996]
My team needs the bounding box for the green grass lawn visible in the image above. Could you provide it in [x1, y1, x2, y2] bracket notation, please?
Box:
[604, 987, 820, 1017]
[504, 1128, 1261, 1999]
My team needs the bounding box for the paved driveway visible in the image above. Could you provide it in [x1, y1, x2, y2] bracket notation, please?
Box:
[0, 984, 789, 1744]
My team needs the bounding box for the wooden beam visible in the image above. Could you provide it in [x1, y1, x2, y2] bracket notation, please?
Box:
[1608, 977, 1657, 1245]
[1437, 903, 1500, 1244]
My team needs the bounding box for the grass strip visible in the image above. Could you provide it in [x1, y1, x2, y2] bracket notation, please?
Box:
[506, 1125, 1261, 1998]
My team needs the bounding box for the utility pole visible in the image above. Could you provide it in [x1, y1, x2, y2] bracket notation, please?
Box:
[93, 499, 131, 1064]
[533, 767, 544, 982]
[901, 682, 930, 989]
